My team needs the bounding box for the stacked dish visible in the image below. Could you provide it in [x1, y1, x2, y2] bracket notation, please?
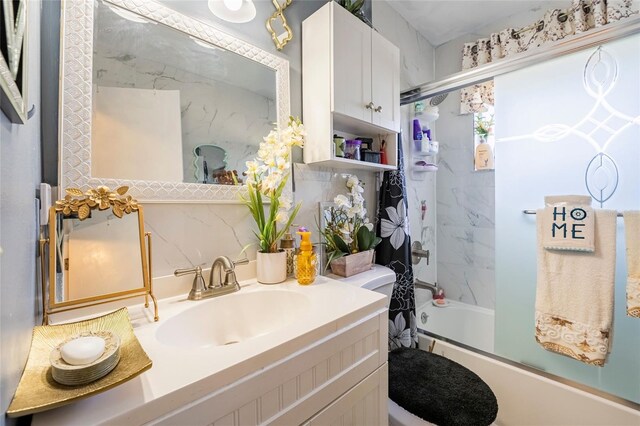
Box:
[50, 331, 121, 386]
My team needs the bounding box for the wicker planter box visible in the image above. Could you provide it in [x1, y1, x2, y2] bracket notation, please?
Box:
[330, 249, 374, 278]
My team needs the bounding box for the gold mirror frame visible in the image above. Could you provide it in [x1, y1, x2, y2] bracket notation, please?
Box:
[40, 186, 158, 325]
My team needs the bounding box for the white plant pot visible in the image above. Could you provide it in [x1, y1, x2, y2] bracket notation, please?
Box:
[256, 250, 287, 284]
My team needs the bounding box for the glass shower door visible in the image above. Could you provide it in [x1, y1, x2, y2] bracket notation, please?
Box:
[494, 32, 640, 403]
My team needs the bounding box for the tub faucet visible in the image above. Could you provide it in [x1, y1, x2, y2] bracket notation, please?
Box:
[414, 279, 439, 297]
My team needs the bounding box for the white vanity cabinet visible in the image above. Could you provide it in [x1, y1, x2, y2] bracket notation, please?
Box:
[157, 311, 389, 426]
[303, 2, 400, 171]
[31, 279, 389, 426]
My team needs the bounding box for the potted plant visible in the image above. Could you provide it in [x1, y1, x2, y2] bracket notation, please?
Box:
[320, 175, 381, 277]
[474, 112, 495, 170]
[336, 0, 372, 27]
[242, 116, 305, 284]
[474, 113, 494, 143]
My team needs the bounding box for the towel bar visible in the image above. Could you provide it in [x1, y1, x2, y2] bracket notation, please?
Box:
[522, 209, 623, 217]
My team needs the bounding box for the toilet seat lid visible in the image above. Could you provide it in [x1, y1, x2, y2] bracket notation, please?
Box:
[388, 348, 498, 426]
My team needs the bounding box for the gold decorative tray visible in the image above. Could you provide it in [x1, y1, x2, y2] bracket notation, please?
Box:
[7, 308, 152, 417]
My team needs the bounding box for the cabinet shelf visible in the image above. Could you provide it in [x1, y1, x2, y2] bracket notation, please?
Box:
[332, 112, 396, 137]
[316, 156, 397, 172]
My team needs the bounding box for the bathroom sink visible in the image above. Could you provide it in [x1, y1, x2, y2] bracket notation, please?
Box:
[155, 290, 311, 348]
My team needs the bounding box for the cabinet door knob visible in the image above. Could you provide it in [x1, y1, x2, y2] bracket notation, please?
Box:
[365, 102, 375, 110]
[374, 105, 383, 113]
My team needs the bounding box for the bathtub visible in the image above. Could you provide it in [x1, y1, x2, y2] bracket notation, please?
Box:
[416, 336, 640, 425]
[414, 293, 639, 424]
[416, 296, 495, 354]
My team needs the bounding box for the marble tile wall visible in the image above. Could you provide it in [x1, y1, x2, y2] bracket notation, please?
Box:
[94, 56, 275, 181]
[430, 89, 496, 309]
[374, 2, 437, 288]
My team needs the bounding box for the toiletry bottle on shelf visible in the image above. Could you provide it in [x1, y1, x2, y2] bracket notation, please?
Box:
[380, 139, 388, 165]
[280, 231, 296, 277]
[412, 119, 423, 152]
[296, 228, 317, 285]
[474, 137, 494, 170]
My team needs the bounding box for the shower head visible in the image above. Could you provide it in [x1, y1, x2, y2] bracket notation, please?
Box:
[428, 93, 448, 106]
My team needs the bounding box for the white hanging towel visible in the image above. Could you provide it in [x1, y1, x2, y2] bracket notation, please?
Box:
[541, 195, 595, 252]
[535, 209, 617, 366]
[624, 211, 640, 318]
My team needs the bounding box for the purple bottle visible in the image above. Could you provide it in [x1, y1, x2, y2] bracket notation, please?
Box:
[412, 119, 423, 141]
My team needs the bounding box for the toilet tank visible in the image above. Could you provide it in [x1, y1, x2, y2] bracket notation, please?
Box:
[328, 265, 396, 305]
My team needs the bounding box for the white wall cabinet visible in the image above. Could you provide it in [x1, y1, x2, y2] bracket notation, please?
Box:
[303, 2, 400, 171]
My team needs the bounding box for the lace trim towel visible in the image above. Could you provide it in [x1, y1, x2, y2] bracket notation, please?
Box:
[535, 312, 609, 366]
[535, 209, 617, 366]
[624, 211, 640, 318]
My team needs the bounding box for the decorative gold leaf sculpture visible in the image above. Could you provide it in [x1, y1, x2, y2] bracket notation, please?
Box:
[78, 204, 91, 220]
[55, 186, 140, 221]
[116, 186, 129, 195]
[66, 188, 84, 197]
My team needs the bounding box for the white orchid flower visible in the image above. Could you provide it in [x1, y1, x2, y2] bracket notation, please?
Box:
[346, 175, 360, 189]
[334, 194, 351, 209]
[262, 171, 282, 194]
[275, 211, 289, 224]
[263, 130, 278, 145]
[245, 160, 260, 176]
[279, 195, 292, 211]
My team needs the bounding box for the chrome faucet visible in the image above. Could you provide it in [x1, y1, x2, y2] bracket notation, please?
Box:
[175, 256, 249, 301]
[414, 279, 439, 297]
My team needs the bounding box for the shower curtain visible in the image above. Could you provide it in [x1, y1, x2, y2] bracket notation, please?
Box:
[376, 134, 416, 350]
[460, 0, 638, 113]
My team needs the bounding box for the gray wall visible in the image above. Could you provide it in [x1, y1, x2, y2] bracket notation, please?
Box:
[0, 1, 42, 425]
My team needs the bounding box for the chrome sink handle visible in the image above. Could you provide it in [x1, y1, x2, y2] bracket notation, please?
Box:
[175, 266, 207, 301]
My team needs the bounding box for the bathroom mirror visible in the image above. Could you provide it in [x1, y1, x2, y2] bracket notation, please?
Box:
[58, 0, 290, 202]
[43, 186, 158, 325]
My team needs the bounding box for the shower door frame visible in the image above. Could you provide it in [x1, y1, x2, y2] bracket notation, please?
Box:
[401, 16, 640, 105]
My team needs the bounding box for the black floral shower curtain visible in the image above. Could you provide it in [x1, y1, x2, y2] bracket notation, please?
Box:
[376, 133, 417, 350]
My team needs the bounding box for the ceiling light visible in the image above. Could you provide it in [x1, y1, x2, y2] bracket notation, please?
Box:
[223, 0, 243, 12]
[208, 0, 256, 23]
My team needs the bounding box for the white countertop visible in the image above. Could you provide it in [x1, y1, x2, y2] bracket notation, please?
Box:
[32, 276, 386, 425]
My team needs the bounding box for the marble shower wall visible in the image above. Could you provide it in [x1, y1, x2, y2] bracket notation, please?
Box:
[429, 6, 574, 309]
[429, 8, 559, 308]
[133, 2, 435, 281]
[94, 56, 275, 180]
[432, 90, 496, 309]
[374, 2, 437, 289]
